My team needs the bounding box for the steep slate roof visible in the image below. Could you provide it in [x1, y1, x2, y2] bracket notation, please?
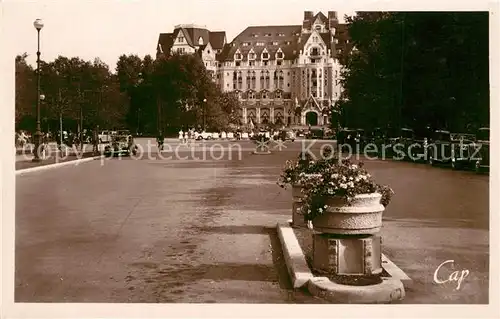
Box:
[157, 33, 173, 56]
[209, 31, 226, 50]
[312, 12, 328, 24]
[220, 25, 302, 61]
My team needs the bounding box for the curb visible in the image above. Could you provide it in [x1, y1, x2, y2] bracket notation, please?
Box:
[16, 155, 104, 176]
[277, 222, 408, 303]
[382, 254, 413, 289]
[276, 222, 314, 288]
[307, 276, 404, 304]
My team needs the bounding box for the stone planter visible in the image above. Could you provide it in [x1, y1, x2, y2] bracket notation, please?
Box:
[312, 193, 384, 235]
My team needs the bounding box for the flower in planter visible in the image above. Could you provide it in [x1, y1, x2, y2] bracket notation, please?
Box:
[277, 154, 394, 221]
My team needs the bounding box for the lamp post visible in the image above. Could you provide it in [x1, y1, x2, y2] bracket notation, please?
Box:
[203, 98, 207, 130]
[33, 18, 44, 162]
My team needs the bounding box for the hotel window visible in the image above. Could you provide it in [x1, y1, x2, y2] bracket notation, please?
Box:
[235, 61, 241, 67]
[275, 91, 282, 99]
[235, 53, 242, 60]
[278, 70, 284, 89]
[276, 52, 283, 59]
[256, 42, 265, 46]
[265, 33, 272, 37]
[252, 34, 258, 38]
[278, 33, 285, 37]
[243, 42, 249, 46]
[265, 71, 270, 89]
[277, 60, 282, 66]
[246, 74, 251, 89]
[315, 25, 322, 32]
[251, 71, 256, 89]
[178, 36, 184, 42]
[272, 41, 279, 45]
[249, 61, 255, 66]
[262, 92, 268, 99]
[285, 41, 291, 45]
[248, 92, 255, 99]
[248, 52, 256, 60]
[262, 52, 269, 60]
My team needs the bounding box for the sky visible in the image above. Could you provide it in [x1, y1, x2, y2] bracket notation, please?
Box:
[2, 0, 358, 72]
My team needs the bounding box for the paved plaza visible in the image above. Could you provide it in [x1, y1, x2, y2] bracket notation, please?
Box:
[15, 139, 489, 303]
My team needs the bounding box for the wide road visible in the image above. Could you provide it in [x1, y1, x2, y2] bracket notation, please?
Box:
[15, 138, 489, 303]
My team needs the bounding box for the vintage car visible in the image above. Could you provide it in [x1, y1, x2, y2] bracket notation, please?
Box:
[407, 127, 432, 162]
[381, 127, 415, 159]
[473, 127, 490, 173]
[104, 135, 136, 157]
[337, 128, 359, 152]
[449, 133, 476, 170]
[306, 128, 325, 139]
[277, 129, 296, 142]
[426, 130, 475, 169]
[98, 130, 111, 143]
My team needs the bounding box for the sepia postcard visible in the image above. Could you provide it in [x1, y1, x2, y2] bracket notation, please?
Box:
[1, 0, 499, 318]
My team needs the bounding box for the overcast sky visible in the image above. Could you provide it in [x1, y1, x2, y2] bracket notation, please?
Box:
[2, 0, 358, 72]
[2, 0, 491, 72]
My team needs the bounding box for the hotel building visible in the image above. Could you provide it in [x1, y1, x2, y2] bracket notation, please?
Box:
[156, 11, 352, 127]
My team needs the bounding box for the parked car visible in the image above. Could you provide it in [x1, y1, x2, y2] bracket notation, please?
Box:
[277, 129, 296, 142]
[473, 127, 490, 173]
[98, 130, 111, 143]
[448, 133, 477, 170]
[426, 130, 451, 166]
[104, 135, 135, 157]
[296, 129, 305, 138]
[337, 128, 359, 152]
[306, 128, 325, 139]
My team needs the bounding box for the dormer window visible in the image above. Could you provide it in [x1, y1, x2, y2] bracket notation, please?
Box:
[248, 52, 256, 60]
[278, 33, 285, 37]
[276, 52, 283, 59]
[265, 33, 272, 37]
[243, 42, 249, 46]
[272, 41, 279, 46]
[235, 53, 242, 60]
[256, 42, 265, 46]
[262, 52, 269, 60]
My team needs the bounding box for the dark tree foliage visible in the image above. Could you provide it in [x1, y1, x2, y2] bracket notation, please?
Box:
[16, 52, 240, 135]
[335, 12, 489, 133]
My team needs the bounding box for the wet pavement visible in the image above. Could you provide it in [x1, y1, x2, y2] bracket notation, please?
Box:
[15, 139, 489, 303]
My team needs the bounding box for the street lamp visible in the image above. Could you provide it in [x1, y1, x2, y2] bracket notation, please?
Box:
[33, 18, 44, 162]
[203, 98, 207, 130]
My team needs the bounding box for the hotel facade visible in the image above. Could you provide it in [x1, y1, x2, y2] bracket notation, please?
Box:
[156, 11, 352, 127]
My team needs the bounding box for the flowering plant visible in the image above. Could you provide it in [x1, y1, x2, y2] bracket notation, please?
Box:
[277, 153, 394, 221]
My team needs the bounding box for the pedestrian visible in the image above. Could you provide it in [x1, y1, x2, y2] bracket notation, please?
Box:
[178, 129, 184, 143]
[93, 127, 99, 155]
[157, 130, 164, 151]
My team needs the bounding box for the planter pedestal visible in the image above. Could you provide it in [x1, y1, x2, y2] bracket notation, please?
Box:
[310, 193, 385, 281]
[312, 233, 382, 276]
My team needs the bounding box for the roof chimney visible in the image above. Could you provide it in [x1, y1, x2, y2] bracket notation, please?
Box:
[328, 11, 338, 30]
[304, 11, 314, 20]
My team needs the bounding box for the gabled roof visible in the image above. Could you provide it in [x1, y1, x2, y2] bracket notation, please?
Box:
[220, 25, 302, 61]
[157, 33, 174, 56]
[313, 12, 328, 24]
[209, 31, 226, 50]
